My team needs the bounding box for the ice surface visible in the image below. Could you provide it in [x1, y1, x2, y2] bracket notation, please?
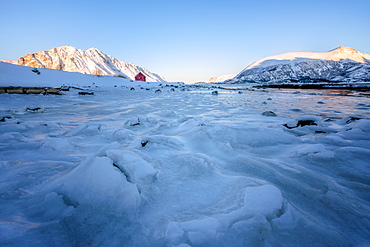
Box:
[0, 74, 370, 246]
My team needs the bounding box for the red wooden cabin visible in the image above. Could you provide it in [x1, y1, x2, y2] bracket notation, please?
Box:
[135, 72, 146, 82]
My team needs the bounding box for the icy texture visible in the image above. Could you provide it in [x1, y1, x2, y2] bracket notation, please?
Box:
[0, 75, 370, 246]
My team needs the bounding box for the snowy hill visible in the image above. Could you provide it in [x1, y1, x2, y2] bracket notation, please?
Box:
[15, 46, 166, 82]
[0, 62, 165, 88]
[231, 46, 370, 83]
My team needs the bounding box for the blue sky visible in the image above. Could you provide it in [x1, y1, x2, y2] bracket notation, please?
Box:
[1, 0, 369, 83]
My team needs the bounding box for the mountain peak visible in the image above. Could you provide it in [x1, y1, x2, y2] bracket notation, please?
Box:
[54, 45, 79, 52]
[332, 45, 357, 53]
[58, 45, 76, 49]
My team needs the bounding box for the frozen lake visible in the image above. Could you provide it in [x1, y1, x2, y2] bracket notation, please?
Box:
[1, 85, 369, 246]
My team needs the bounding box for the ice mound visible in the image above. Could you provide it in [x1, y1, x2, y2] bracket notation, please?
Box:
[242, 184, 284, 216]
[165, 184, 284, 246]
[50, 147, 142, 213]
[350, 119, 370, 132]
[339, 119, 370, 141]
[64, 156, 139, 211]
[106, 149, 157, 183]
[111, 128, 137, 141]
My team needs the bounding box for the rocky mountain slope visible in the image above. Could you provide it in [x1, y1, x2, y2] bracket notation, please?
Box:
[230, 46, 370, 84]
[16, 46, 166, 82]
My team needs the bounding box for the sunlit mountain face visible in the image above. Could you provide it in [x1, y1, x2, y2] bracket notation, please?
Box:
[213, 46, 370, 84]
[16, 45, 166, 82]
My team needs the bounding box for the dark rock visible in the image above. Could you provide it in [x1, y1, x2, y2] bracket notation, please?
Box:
[78, 91, 94, 95]
[290, 109, 303, 112]
[26, 107, 42, 112]
[141, 141, 149, 147]
[297, 120, 317, 127]
[346, 117, 361, 124]
[262, 111, 277, 116]
[32, 68, 41, 75]
[0, 116, 12, 122]
[284, 120, 317, 129]
[212, 91, 218, 95]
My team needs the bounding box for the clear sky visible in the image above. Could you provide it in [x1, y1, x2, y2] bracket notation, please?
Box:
[1, 0, 369, 83]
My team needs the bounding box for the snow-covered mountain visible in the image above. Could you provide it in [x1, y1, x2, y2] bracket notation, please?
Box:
[16, 46, 166, 82]
[231, 46, 370, 83]
[209, 73, 236, 83]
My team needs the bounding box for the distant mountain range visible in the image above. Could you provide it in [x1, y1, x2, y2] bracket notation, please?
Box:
[2, 45, 370, 84]
[212, 46, 370, 84]
[11, 46, 166, 82]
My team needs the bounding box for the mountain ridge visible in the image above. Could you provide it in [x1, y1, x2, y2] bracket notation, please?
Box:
[229, 46, 370, 84]
[245, 46, 370, 70]
[16, 46, 166, 82]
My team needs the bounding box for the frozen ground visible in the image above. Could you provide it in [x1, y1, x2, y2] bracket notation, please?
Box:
[0, 80, 370, 246]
